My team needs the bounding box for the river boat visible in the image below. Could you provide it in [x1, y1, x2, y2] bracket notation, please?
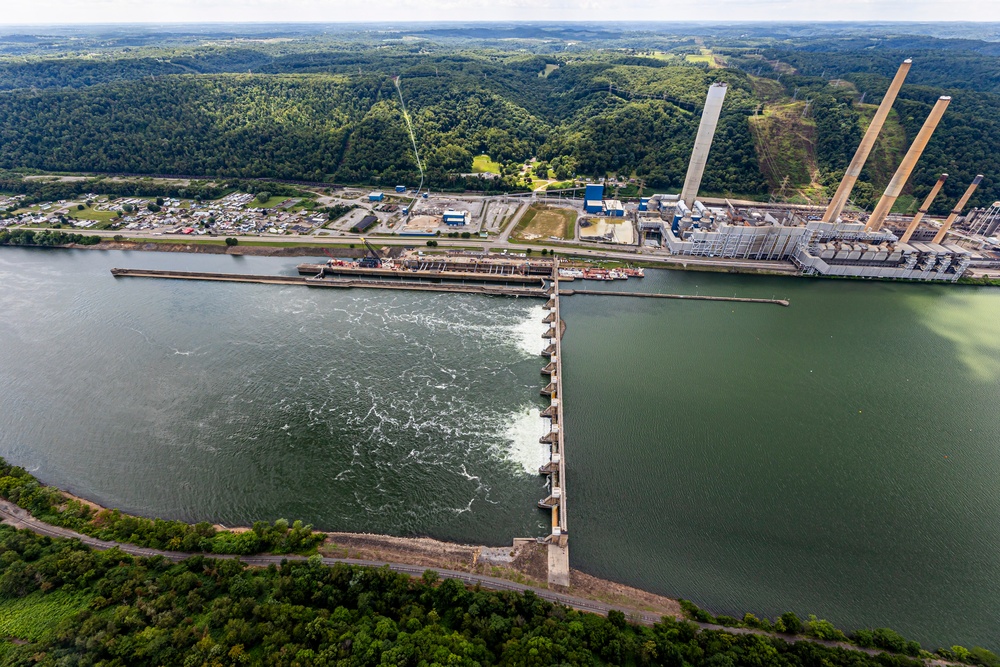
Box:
[583, 269, 613, 281]
[559, 268, 584, 279]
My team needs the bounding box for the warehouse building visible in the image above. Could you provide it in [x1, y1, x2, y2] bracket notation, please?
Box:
[443, 210, 470, 226]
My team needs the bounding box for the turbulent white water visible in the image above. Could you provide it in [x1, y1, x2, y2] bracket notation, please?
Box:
[502, 406, 550, 475]
[0, 250, 555, 543]
[512, 304, 549, 357]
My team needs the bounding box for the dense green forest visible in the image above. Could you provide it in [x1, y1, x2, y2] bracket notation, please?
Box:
[0, 27, 997, 211]
[3, 525, 998, 665]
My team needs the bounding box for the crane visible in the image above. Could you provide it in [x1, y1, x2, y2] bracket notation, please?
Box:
[358, 237, 383, 268]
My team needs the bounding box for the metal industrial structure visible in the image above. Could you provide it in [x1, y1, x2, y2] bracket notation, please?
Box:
[634, 60, 985, 282]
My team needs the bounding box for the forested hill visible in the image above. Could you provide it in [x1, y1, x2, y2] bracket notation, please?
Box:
[0, 30, 998, 207]
[0, 51, 767, 195]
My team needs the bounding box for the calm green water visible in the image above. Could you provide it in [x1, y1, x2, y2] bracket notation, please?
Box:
[1, 248, 998, 649]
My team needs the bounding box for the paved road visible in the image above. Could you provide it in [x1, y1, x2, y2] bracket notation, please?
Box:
[0, 500, 660, 624]
[0, 499, 939, 663]
[25, 225, 800, 275]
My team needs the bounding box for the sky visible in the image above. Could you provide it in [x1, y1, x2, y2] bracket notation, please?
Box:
[1, 0, 999, 25]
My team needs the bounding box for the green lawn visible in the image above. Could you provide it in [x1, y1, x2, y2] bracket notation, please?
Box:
[472, 154, 502, 174]
[0, 590, 94, 642]
[255, 195, 291, 209]
[68, 209, 121, 229]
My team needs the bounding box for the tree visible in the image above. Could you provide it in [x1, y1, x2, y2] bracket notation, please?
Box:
[225, 237, 239, 246]
[779, 612, 803, 634]
[256, 191, 272, 204]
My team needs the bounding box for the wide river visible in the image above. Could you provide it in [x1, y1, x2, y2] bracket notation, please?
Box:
[1, 247, 998, 649]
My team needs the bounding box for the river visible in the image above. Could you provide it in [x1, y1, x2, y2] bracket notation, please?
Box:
[1, 247, 998, 649]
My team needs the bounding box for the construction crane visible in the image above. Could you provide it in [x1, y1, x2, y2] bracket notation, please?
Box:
[359, 237, 383, 268]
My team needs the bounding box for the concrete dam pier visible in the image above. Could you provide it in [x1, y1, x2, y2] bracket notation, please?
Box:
[537, 260, 570, 587]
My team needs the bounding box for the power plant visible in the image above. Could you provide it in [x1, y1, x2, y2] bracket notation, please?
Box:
[636, 60, 988, 282]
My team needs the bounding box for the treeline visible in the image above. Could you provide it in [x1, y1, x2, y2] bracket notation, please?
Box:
[676, 599, 999, 665]
[0, 50, 771, 196]
[0, 524, 981, 666]
[0, 229, 100, 246]
[0, 75, 373, 182]
[0, 172, 308, 206]
[0, 457, 324, 556]
[2, 39, 998, 203]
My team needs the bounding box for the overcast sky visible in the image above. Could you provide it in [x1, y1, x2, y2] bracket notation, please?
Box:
[2, 0, 998, 25]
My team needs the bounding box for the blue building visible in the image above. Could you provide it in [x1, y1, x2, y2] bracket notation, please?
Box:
[603, 200, 625, 217]
[368, 192, 384, 202]
[584, 183, 604, 214]
[639, 197, 650, 212]
[443, 210, 469, 226]
[395, 185, 406, 193]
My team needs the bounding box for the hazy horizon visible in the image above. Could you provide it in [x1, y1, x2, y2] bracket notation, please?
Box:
[3, 1, 1000, 26]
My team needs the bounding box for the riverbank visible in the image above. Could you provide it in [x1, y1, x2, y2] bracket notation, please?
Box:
[0, 454, 679, 617]
[81, 239, 369, 257]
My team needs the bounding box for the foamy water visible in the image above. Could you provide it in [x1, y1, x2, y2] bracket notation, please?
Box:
[503, 406, 549, 475]
[512, 304, 549, 357]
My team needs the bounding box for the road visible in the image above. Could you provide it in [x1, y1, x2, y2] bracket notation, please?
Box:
[23, 224, 800, 275]
[0, 499, 659, 624]
[0, 498, 944, 664]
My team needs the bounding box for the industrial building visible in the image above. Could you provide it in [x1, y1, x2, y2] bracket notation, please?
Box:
[443, 210, 470, 226]
[641, 61, 981, 282]
[368, 192, 384, 202]
[352, 215, 379, 234]
[584, 184, 604, 214]
[580, 183, 625, 217]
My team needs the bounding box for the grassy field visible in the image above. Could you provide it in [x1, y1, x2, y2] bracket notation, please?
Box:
[748, 101, 820, 197]
[67, 208, 121, 229]
[472, 154, 502, 174]
[257, 195, 291, 209]
[891, 194, 918, 214]
[512, 204, 577, 240]
[685, 49, 722, 69]
[539, 64, 560, 78]
[0, 590, 94, 642]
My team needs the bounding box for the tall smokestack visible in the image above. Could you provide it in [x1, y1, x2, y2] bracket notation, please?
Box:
[823, 59, 912, 223]
[932, 175, 983, 244]
[680, 82, 728, 207]
[866, 96, 951, 232]
[900, 174, 947, 244]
